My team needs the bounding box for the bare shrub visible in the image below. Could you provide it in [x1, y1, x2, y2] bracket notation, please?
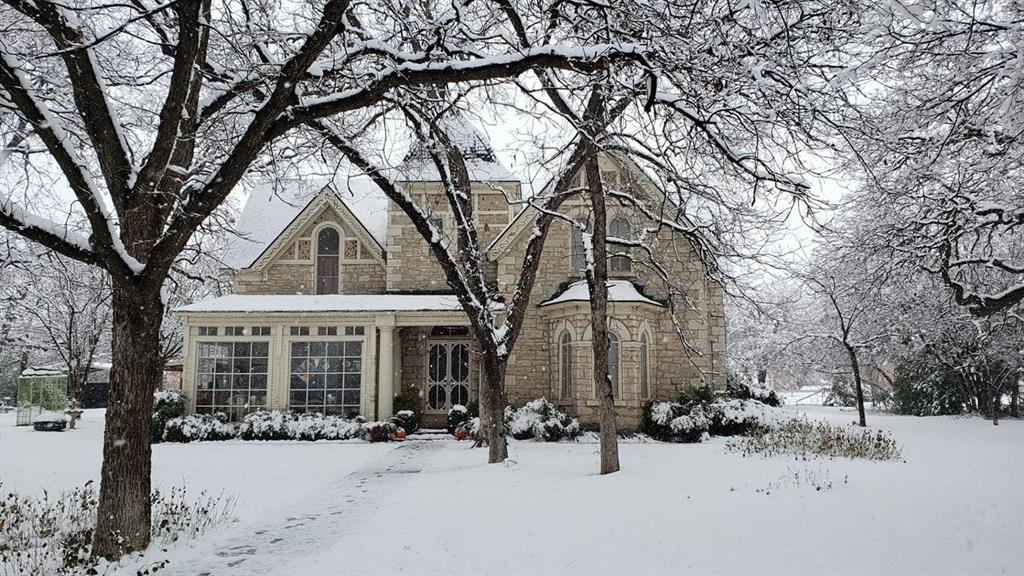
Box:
[726, 420, 904, 462]
[0, 482, 235, 575]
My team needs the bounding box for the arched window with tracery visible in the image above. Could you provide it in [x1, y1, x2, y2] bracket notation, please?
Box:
[640, 331, 651, 399]
[560, 331, 573, 399]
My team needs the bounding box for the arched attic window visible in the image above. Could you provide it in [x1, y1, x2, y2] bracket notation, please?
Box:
[609, 217, 632, 273]
[316, 227, 340, 294]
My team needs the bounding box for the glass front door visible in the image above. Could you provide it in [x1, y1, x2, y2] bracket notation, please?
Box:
[426, 341, 470, 412]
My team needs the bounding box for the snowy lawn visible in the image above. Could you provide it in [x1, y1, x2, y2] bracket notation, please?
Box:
[0, 409, 397, 526]
[1, 406, 1021, 575]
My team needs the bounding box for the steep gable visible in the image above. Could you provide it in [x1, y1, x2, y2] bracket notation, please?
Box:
[224, 179, 388, 271]
[487, 151, 667, 259]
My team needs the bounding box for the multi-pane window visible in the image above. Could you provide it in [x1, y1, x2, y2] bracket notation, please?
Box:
[570, 226, 586, 273]
[224, 326, 245, 336]
[609, 217, 632, 273]
[608, 332, 620, 398]
[198, 326, 218, 336]
[290, 326, 310, 336]
[252, 326, 271, 336]
[316, 227, 340, 294]
[640, 332, 651, 399]
[195, 341, 269, 421]
[318, 326, 338, 336]
[289, 341, 363, 417]
[560, 332, 573, 399]
[344, 326, 365, 336]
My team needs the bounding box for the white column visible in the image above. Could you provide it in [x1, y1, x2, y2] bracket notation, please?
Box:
[377, 323, 395, 420]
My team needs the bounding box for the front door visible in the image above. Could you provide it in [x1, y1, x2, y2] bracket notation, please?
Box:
[426, 341, 471, 413]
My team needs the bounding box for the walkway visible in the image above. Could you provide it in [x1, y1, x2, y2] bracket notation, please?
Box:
[169, 439, 444, 575]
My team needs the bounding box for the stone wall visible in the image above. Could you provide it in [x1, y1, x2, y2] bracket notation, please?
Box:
[386, 180, 518, 292]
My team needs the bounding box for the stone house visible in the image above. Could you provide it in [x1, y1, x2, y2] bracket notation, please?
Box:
[178, 123, 726, 429]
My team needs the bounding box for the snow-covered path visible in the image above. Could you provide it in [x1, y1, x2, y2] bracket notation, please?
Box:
[171, 439, 445, 575]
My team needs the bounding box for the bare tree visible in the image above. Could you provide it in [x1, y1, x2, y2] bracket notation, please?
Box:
[11, 252, 111, 402]
[840, 0, 1024, 316]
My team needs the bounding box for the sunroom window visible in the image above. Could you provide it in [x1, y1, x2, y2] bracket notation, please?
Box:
[289, 341, 363, 417]
[195, 341, 269, 421]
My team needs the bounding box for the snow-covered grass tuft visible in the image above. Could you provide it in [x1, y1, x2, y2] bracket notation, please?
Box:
[0, 481, 234, 576]
[726, 419, 904, 462]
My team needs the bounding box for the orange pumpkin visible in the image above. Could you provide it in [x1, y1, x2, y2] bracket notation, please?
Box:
[395, 428, 407, 440]
[454, 429, 468, 441]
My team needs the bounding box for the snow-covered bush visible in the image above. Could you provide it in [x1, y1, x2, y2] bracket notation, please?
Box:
[643, 398, 792, 443]
[361, 421, 398, 443]
[505, 398, 580, 441]
[152, 389, 186, 443]
[447, 404, 469, 434]
[163, 414, 235, 443]
[236, 410, 397, 442]
[726, 379, 782, 407]
[238, 410, 296, 440]
[725, 419, 904, 461]
[461, 416, 481, 440]
[0, 481, 233, 574]
[390, 409, 419, 435]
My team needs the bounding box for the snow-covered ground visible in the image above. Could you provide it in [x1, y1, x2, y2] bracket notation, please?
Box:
[1, 406, 1021, 575]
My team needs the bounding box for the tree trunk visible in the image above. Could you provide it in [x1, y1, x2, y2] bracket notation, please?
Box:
[756, 367, 768, 387]
[845, 344, 867, 427]
[1011, 378, 1020, 419]
[990, 379, 999, 426]
[92, 285, 163, 558]
[584, 154, 619, 475]
[479, 351, 508, 463]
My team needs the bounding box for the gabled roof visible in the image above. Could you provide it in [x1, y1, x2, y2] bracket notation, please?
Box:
[539, 280, 664, 308]
[223, 178, 389, 270]
[486, 151, 684, 259]
[396, 116, 518, 183]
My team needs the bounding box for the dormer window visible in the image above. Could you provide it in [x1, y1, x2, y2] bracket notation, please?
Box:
[316, 227, 340, 294]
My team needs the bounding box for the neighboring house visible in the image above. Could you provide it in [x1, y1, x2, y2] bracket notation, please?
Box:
[178, 122, 725, 429]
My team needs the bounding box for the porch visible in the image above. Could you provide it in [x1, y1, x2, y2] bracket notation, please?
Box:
[177, 294, 481, 423]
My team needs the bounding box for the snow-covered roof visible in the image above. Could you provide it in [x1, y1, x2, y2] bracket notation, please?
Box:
[178, 294, 474, 313]
[539, 280, 664, 308]
[20, 367, 65, 377]
[397, 117, 518, 182]
[223, 178, 389, 270]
